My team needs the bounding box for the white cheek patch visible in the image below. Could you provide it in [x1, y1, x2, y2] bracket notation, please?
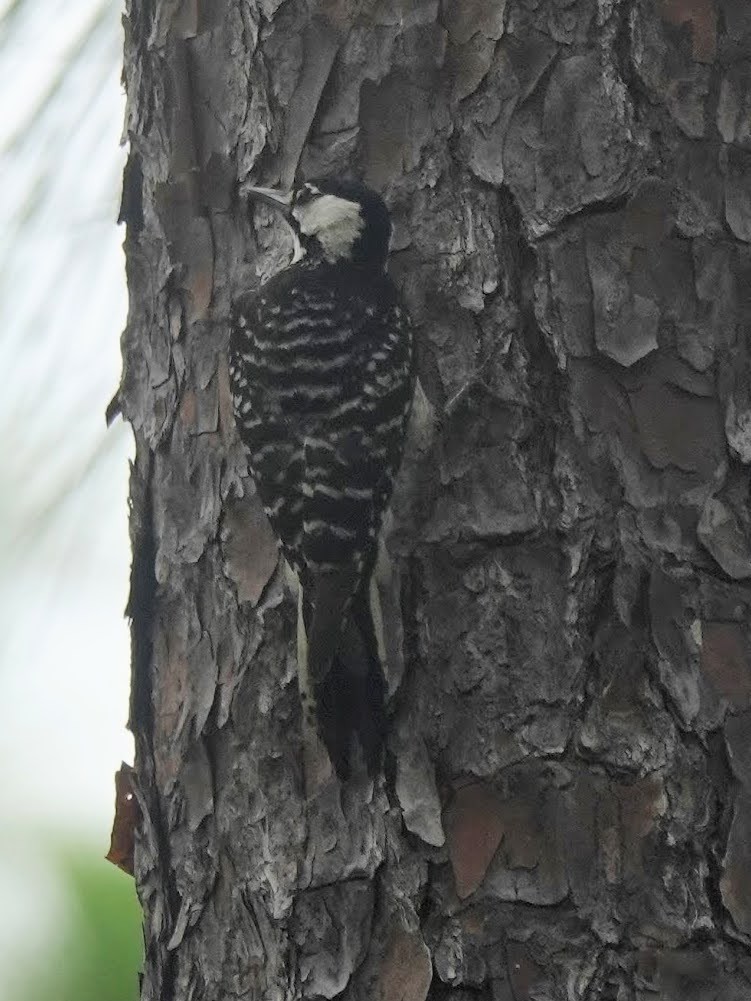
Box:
[293, 194, 365, 260]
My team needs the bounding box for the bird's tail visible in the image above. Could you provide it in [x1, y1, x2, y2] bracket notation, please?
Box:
[300, 573, 387, 780]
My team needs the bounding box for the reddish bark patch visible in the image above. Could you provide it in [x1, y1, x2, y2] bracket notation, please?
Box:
[222, 494, 279, 606]
[379, 929, 433, 1001]
[106, 763, 138, 876]
[444, 782, 506, 898]
[700, 622, 751, 709]
[660, 0, 717, 63]
[616, 775, 667, 877]
[178, 389, 197, 429]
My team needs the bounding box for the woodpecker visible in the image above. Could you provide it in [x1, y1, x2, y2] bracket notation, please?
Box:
[229, 177, 415, 779]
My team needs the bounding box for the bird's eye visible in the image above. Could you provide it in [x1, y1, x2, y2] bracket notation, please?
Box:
[294, 186, 315, 207]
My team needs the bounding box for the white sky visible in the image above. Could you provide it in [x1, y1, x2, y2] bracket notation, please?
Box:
[0, 0, 134, 987]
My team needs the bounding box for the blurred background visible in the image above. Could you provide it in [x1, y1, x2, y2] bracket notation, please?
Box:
[0, 0, 142, 996]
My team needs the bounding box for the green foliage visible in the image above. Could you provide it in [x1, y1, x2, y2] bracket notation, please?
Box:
[17, 845, 142, 1001]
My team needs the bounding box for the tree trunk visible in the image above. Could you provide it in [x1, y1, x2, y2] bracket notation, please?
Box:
[119, 1, 751, 999]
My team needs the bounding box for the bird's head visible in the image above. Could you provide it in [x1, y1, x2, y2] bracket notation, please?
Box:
[246, 177, 392, 269]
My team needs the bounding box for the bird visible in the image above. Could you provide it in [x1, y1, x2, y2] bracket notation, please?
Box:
[228, 177, 415, 780]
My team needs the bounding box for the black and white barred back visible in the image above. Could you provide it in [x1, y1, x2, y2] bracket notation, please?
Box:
[229, 251, 414, 777]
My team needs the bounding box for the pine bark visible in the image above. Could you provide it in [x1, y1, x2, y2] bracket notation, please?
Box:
[119, 2, 751, 999]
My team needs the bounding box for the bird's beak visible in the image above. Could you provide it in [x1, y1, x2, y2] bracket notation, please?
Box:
[246, 185, 293, 214]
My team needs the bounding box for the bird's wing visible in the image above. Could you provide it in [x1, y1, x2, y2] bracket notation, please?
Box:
[229, 286, 305, 563]
[300, 298, 414, 683]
